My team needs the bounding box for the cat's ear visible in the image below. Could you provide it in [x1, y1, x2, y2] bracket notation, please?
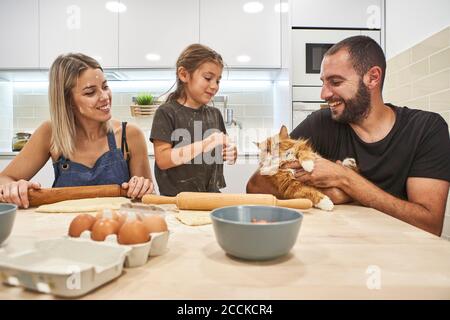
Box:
[279, 125, 289, 139]
[253, 141, 260, 147]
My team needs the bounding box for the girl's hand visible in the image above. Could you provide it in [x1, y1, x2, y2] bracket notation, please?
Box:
[223, 142, 237, 164]
[122, 176, 154, 199]
[0, 180, 41, 208]
[203, 132, 228, 153]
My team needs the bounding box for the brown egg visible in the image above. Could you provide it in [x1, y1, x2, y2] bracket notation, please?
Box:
[118, 220, 150, 245]
[68, 214, 97, 237]
[96, 209, 127, 228]
[139, 214, 168, 234]
[91, 218, 120, 241]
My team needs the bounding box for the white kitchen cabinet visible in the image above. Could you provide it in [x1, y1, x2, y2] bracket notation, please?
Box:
[119, 0, 199, 68]
[150, 155, 258, 195]
[291, 0, 382, 29]
[200, 0, 281, 68]
[222, 156, 259, 194]
[0, 0, 39, 68]
[39, 0, 119, 68]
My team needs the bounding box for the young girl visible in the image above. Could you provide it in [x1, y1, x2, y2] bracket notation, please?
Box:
[150, 44, 237, 196]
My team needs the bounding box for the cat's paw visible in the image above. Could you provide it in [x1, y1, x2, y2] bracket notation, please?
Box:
[315, 196, 334, 211]
[301, 159, 314, 172]
[342, 158, 357, 170]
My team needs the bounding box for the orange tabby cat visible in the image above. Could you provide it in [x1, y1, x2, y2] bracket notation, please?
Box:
[256, 126, 357, 211]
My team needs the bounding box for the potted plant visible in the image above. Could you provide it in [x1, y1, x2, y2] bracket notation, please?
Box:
[130, 93, 158, 117]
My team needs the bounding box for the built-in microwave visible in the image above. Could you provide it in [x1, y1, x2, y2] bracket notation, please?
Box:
[291, 28, 381, 87]
[291, 28, 381, 129]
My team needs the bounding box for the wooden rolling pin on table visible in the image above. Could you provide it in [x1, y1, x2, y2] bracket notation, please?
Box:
[28, 184, 128, 207]
[142, 192, 312, 210]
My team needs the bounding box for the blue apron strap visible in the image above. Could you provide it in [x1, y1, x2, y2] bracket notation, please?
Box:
[121, 122, 129, 160]
[107, 130, 117, 150]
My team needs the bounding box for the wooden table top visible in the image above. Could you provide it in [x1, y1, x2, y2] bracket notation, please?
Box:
[1, 204, 450, 300]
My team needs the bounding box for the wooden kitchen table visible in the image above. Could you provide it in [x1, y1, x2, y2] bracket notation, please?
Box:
[1, 204, 450, 300]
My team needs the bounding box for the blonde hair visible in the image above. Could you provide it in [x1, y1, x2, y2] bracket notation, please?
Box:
[49, 53, 110, 158]
[167, 44, 224, 103]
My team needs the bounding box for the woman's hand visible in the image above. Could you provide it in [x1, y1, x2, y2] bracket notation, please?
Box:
[0, 180, 41, 208]
[121, 176, 154, 199]
[223, 141, 237, 164]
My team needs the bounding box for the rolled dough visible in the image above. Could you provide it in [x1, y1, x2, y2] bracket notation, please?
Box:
[175, 210, 212, 226]
[35, 197, 131, 213]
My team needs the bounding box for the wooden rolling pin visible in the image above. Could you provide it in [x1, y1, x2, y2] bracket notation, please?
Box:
[142, 192, 312, 210]
[28, 184, 128, 207]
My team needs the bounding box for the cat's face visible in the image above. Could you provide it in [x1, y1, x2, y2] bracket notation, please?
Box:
[256, 126, 295, 175]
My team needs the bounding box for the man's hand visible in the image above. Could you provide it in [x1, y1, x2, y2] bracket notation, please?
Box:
[282, 158, 349, 189]
[281, 159, 353, 204]
[319, 187, 353, 204]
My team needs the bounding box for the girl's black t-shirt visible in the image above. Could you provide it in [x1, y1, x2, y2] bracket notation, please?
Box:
[290, 104, 450, 199]
[150, 100, 227, 196]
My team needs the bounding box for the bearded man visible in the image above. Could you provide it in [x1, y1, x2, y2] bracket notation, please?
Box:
[247, 35, 450, 236]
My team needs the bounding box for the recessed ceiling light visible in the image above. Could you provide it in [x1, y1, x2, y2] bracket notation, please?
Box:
[236, 55, 251, 63]
[145, 53, 161, 61]
[243, 2, 264, 14]
[274, 3, 289, 13]
[105, 1, 127, 13]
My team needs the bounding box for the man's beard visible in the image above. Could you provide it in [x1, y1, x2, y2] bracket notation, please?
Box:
[331, 79, 371, 124]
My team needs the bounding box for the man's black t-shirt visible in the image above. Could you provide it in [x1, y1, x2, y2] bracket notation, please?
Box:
[150, 100, 227, 196]
[290, 104, 450, 199]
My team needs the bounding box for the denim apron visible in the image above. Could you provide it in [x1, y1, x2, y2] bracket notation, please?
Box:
[52, 124, 130, 187]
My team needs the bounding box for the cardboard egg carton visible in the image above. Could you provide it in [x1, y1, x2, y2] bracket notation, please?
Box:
[0, 229, 170, 298]
[76, 229, 170, 268]
[0, 237, 130, 298]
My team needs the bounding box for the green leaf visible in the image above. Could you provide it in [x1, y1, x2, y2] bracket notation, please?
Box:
[135, 93, 154, 105]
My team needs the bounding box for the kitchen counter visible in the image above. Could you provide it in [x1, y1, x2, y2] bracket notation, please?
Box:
[1, 204, 450, 299]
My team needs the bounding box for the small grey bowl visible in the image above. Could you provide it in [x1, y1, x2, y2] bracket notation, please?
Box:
[0, 203, 17, 246]
[210, 205, 303, 261]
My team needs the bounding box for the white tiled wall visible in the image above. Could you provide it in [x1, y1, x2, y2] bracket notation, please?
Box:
[4, 84, 276, 154]
[384, 27, 450, 126]
[385, 26, 450, 240]
[0, 83, 13, 151]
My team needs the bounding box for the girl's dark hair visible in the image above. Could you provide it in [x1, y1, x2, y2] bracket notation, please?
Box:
[166, 44, 224, 103]
[325, 35, 387, 89]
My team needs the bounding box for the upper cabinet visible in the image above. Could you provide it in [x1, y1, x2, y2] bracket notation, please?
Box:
[200, 0, 281, 68]
[0, 0, 39, 69]
[0, 1, 283, 70]
[119, 0, 199, 68]
[291, 0, 382, 29]
[39, 0, 119, 68]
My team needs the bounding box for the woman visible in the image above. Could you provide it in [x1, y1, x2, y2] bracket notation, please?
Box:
[0, 53, 153, 208]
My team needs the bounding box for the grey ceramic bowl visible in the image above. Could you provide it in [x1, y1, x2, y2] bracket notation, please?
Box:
[210, 205, 303, 260]
[0, 204, 17, 246]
